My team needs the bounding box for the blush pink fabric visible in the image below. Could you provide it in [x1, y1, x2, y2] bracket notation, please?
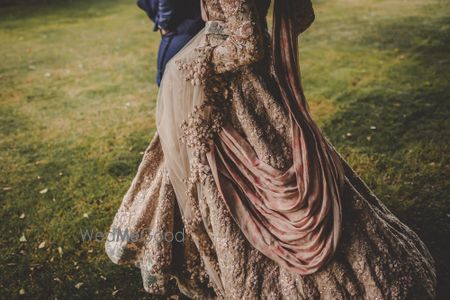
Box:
[206, 0, 345, 275]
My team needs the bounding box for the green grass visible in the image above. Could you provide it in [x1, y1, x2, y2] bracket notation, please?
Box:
[0, 0, 449, 298]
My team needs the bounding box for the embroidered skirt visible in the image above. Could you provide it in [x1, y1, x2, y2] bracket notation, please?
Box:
[105, 29, 436, 299]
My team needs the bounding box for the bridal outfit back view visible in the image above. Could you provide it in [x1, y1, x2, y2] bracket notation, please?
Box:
[105, 0, 436, 298]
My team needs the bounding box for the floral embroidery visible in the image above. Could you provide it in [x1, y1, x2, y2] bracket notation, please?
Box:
[175, 0, 267, 210]
[211, 0, 265, 73]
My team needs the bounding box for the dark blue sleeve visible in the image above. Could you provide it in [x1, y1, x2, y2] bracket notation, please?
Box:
[136, 0, 157, 23]
[156, 0, 175, 30]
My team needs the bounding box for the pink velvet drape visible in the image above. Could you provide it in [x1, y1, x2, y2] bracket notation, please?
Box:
[205, 0, 345, 275]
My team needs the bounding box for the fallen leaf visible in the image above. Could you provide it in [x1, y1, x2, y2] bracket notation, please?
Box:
[19, 288, 25, 295]
[39, 188, 48, 194]
[75, 282, 83, 289]
[3, 187, 12, 191]
[19, 234, 27, 242]
[112, 290, 119, 296]
[370, 126, 377, 130]
[38, 241, 46, 249]
[83, 213, 89, 218]
[19, 213, 26, 219]
[58, 247, 63, 256]
[54, 277, 62, 283]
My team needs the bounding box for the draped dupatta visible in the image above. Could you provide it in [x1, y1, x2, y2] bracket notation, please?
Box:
[205, 0, 345, 275]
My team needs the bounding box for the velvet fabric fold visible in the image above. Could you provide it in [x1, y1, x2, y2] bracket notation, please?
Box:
[202, 0, 344, 275]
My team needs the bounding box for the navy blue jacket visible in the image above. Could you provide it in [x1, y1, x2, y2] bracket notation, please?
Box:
[137, 0, 204, 35]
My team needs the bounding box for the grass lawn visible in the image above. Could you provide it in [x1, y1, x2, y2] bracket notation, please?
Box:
[0, 0, 449, 298]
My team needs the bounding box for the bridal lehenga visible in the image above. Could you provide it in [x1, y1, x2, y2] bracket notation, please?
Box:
[105, 0, 436, 298]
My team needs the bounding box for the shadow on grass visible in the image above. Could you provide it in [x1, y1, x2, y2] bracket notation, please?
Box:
[324, 11, 450, 299]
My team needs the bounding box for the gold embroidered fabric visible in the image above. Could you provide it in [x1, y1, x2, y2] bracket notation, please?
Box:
[105, 0, 436, 298]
